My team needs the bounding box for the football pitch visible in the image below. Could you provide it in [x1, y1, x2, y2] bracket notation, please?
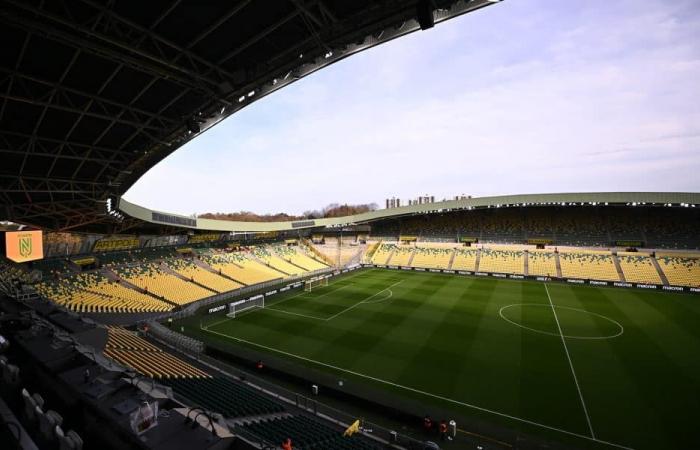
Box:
[185, 269, 700, 450]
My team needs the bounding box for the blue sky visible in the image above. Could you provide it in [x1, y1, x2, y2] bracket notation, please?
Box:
[124, 0, 700, 216]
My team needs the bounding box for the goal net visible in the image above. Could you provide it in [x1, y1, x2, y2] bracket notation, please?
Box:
[227, 295, 264, 318]
[304, 276, 329, 292]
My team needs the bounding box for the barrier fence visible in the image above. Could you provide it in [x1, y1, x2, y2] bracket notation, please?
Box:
[365, 264, 700, 294]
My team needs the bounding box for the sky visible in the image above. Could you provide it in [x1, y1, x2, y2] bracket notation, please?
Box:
[123, 0, 700, 216]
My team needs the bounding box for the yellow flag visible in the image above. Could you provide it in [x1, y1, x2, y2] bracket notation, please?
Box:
[343, 419, 360, 437]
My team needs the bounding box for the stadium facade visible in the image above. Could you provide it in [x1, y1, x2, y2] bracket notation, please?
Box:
[117, 191, 700, 232]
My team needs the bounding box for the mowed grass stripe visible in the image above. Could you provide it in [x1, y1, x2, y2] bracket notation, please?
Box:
[187, 269, 700, 450]
[514, 281, 590, 435]
[551, 284, 700, 449]
[212, 271, 411, 364]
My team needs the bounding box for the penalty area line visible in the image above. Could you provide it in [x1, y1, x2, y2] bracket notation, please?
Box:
[201, 327, 634, 450]
[264, 306, 328, 321]
[324, 280, 403, 321]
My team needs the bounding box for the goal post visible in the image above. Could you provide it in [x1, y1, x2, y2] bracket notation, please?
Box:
[227, 295, 264, 318]
[305, 276, 329, 292]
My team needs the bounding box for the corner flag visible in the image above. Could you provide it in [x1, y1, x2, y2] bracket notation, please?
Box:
[343, 419, 360, 437]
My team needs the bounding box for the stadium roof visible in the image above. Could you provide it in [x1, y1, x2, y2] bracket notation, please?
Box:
[119, 192, 700, 233]
[0, 0, 498, 233]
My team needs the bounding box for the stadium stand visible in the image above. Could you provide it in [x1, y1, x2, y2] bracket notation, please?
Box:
[657, 256, 700, 287]
[451, 248, 479, 271]
[0, 258, 34, 285]
[527, 251, 558, 277]
[478, 249, 525, 274]
[253, 246, 305, 275]
[370, 243, 395, 265]
[311, 238, 363, 266]
[617, 253, 663, 284]
[245, 415, 381, 450]
[646, 217, 699, 250]
[35, 272, 172, 313]
[274, 245, 329, 271]
[410, 246, 454, 269]
[202, 252, 284, 285]
[116, 263, 212, 305]
[370, 206, 700, 249]
[97, 247, 174, 267]
[104, 327, 210, 379]
[32, 257, 73, 278]
[166, 257, 242, 293]
[164, 377, 285, 418]
[559, 251, 621, 281]
[388, 246, 414, 266]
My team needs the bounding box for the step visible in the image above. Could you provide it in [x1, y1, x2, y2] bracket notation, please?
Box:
[524, 251, 529, 276]
[650, 256, 669, 285]
[102, 268, 180, 308]
[194, 258, 248, 286]
[554, 252, 562, 278]
[229, 411, 293, 427]
[612, 255, 626, 282]
[384, 248, 396, 265]
[281, 257, 309, 272]
[446, 248, 457, 270]
[160, 263, 218, 294]
[406, 247, 417, 266]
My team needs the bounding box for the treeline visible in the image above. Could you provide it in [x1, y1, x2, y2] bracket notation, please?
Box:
[199, 203, 378, 222]
[303, 203, 378, 219]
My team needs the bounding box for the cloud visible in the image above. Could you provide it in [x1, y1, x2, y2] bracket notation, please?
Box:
[124, 0, 700, 215]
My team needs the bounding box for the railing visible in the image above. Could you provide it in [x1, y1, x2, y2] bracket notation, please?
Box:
[146, 321, 204, 354]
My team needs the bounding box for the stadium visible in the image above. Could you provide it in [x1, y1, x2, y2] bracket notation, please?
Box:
[0, 2, 699, 450]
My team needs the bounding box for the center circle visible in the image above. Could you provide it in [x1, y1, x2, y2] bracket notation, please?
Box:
[499, 303, 624, 340]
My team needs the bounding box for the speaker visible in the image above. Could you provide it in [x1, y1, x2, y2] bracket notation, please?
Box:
[416, 0, 435, 30]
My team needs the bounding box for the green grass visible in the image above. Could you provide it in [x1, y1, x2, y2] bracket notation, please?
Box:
[179, 269, 700, 450]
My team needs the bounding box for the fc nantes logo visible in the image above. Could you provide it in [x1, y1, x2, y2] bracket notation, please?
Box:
[6, 230, 42, 263]
[19, 234, 33, 257]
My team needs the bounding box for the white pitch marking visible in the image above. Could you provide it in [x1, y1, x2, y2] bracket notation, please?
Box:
[498, 303, 624, 340]
[203, 316, 234, 329]
[361, 289, 394, 304]
[324, 280, 404, 321]
[201, 326, 634, 450]
[544, 283, 596, 439]
[209, 269, 393, 325]
[306, 282, 355, 299]
[264, 306, 328, 321]
[239, 268, 372, 312]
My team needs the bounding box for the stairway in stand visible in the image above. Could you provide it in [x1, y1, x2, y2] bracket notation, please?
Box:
[523, 251, 529, 276]
[406, 247, 417, 267]
[159, 262, 218, 294]
[612, 255, 626, 282]
[447, 248, 457, 270]
[650, 257, 669, 285]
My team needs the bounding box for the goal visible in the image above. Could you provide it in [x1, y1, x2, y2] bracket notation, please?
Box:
[304, 276, 329, 292]
[227, 295, 264, 318]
